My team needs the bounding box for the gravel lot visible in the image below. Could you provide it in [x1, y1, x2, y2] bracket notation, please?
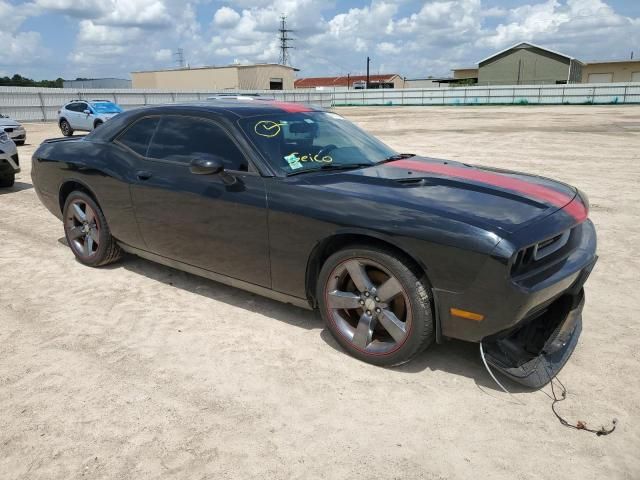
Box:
[1, 106, 639, 479]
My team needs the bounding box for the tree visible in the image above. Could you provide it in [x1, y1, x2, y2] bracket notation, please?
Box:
[0, 74, 64, 88]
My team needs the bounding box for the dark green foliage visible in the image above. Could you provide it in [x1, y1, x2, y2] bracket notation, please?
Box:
[0, 74, 64, 88]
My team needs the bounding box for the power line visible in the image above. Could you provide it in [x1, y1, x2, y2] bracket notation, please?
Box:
[278, 15, 294, 66]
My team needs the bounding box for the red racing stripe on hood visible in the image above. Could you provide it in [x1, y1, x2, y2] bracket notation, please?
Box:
[388, 159, 587, 222]
[268, 101, 312, 113]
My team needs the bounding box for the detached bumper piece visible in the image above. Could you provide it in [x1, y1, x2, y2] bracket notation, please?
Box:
[483, 289, 585, 389]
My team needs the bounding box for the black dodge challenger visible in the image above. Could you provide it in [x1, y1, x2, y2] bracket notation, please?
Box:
[31, 99, 596, 387]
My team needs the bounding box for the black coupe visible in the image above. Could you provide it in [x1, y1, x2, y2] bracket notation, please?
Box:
[31, 99, 596, 387]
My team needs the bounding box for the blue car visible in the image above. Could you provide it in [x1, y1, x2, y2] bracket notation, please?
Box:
[58, 99, 124, 136]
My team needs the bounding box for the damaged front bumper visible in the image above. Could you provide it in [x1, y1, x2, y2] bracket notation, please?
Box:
[482, 259, 595, 389]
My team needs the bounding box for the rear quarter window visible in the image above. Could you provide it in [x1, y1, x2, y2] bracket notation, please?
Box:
[116, 117, 160, 157]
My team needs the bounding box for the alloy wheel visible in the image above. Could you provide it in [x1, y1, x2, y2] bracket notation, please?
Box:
[65, 199, 100, 258]
[325, 258, 411, 354]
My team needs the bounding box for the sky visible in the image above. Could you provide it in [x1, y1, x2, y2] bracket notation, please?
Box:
[1, 0, 639, 81]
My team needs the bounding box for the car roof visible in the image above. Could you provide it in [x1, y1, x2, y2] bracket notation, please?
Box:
[86, 99, 326, 142]
[140, 99, 324, 119]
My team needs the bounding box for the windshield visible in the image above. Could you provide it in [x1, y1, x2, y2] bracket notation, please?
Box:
[91, 102, 123, 114]
[238, 111, 396, 175]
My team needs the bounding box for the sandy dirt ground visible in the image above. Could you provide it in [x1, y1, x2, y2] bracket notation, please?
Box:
[1, 106, 639, 479]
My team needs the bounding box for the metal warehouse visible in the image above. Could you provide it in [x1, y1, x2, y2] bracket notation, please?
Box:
[131, 64, 298, 91]
[451, 42, 640, 85]
[62, 78, 132, 89]
[477, 42, 584, 85]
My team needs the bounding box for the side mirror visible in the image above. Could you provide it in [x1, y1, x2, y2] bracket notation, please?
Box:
[83, 109, 91, 115]
[190, 156, 224, 175]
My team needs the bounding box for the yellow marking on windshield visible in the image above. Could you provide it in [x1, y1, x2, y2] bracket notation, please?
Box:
[255, 120, 284, 138]
[288, 152, 333, 163]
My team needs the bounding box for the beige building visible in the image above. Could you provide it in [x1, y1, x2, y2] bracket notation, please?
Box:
[582, 60, 640, 83]
[452, 67, 479, 80]
[131, 64, 298, 90]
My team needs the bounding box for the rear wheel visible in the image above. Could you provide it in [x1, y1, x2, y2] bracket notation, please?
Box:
[0, 172, 15, 188]
[317, 245, 434, 366]
[62, 191, 122, 267]
[60, 119, 73, 137]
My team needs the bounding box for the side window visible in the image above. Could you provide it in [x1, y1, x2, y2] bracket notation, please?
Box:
[147, 116, 248, 172]
[66, 103, 81, 112]
[116, 117, 160, 157]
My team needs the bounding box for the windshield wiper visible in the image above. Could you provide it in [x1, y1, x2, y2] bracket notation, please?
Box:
[376, 153, 416, 165]
[286, 163, 372, 177]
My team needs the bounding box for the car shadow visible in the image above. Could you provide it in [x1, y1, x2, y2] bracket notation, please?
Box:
[59, 242, 536, 395]
[0, 181, 33, 194]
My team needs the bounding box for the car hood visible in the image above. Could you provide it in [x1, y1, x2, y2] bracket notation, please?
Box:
[0, 118, 21, 128]
[299, 156, 584, 234]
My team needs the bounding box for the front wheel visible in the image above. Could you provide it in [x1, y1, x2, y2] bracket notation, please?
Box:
[317, 245, 434, 366]
[62, 191, 122, 267]
[0, 173, 15, 188]
[60, 119, 73, 137]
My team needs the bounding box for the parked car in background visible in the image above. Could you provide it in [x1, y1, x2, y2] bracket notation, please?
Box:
[32, 99, 596, 387]
[58, 99, 124, 136]
[0, 131, 19, 187]
[0, 113, 26, 145]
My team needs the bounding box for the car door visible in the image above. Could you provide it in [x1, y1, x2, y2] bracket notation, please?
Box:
[126, 114, 271, 287]
[64, 102, 82, 129]
[77, 102, 94, 130]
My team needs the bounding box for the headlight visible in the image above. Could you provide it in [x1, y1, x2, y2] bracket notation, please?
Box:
[0, 131, 9, 143]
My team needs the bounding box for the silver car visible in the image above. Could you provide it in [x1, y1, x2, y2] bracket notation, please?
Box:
[57, 99, 123, 136]
[0, 131, 19, 187]
[0, 114, 26, 145]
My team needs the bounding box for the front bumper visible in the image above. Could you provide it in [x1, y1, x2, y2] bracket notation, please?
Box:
[0, 152, 20, 175]
[482, 283, 588, 388]
[3, 127, 26, 143]
[437, 219, 597, 343]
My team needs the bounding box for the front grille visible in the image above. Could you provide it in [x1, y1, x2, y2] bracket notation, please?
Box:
[511, 226, 579, 280]
[11, 154, 19, 166]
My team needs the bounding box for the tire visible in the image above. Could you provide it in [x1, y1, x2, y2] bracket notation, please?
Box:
[94, 120, 103, 129]
[15, 141, 25, 146]
[62, 191, 122, 267]
[317, 245, 434, 367]
[0, 172, 15, 188]
[60, 119, 73, 137]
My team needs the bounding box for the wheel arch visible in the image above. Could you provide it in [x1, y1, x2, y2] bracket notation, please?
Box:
[306, 230, 429, 301]
[93, 119, 104, 129]
[58, 179, 100, 214]
[306, 231, 442, 342]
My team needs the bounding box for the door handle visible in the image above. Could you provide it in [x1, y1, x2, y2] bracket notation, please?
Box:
[136, 170, 152, 180]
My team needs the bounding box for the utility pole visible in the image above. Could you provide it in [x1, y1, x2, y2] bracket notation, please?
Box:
[347, 73, 350, 89]
[279, 15, 294, 65]
[174, 48, 185, 69]
[366, 56, 371, 89]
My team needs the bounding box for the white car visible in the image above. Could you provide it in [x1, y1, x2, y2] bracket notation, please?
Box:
[0, 113, 26, 145]
[0, 131, 19, 187]
[57, 99, 123, 136]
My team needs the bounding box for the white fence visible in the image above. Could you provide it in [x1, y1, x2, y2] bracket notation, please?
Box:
[1, 83, 639, 122]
